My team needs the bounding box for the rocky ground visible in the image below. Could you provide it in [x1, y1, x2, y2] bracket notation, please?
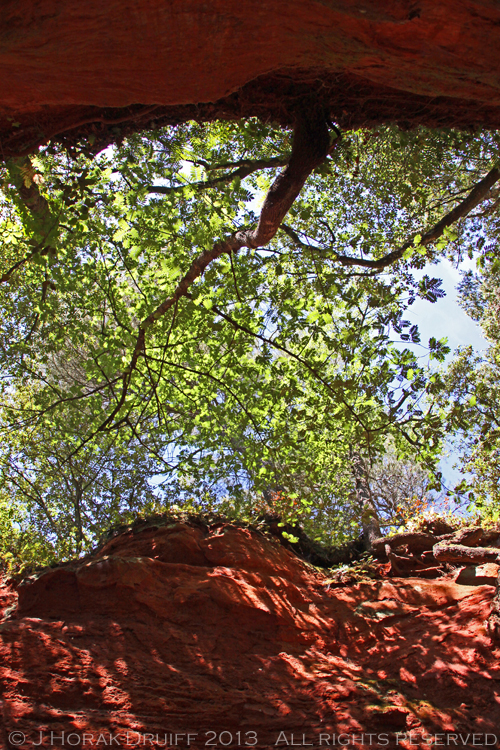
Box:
[1, 518, 499, 749]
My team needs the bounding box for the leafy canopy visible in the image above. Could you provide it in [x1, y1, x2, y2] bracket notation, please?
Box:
[0, 116, 499, 562]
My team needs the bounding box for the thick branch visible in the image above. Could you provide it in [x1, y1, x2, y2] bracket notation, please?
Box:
[99, 108, 330, 430]
[7, 157, 59, 246]
[144, 114, 329, 326]
[2, 157, 60, 283]
[283, 163, 500, 270]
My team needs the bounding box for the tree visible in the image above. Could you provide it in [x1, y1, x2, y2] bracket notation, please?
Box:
[368, 446, 432, 526]
[0, 388, 167, 568]
[0, 119, 498, 565]
[1, 4, 500, 570]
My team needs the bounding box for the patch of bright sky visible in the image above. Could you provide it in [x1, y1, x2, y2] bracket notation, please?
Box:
[408, 257, 485, 359]
[405, 256, 485, 494]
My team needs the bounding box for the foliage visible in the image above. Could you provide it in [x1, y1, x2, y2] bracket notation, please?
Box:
[0, 390, 167, 570]
[0, 119, 499, 566]
[439, 257, 500, 519]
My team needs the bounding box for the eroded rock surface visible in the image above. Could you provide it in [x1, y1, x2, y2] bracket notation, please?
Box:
[4, 1, 500, 156]
[1, 521, 499, 749]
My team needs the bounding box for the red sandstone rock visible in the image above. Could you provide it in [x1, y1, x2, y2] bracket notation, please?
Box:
[4, 1, 500, 157]
[1, 0, 499, 111]
[1, 521, 499, 749]
[455, 564, 499, 587]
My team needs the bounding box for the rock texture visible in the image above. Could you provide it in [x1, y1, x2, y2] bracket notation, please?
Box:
[4, 1, 500, 156]
[1, 520, 499, 749]
[372, 526, 500, 581]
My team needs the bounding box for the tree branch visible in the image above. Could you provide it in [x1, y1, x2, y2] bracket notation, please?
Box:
[2, 157, 61, 284]
[98, 107, 331, 431]
[199, 302, 371, 434]
[148, 156, 288, 195]
[282, 163, 500, 270]
[0, 247, 40, 283]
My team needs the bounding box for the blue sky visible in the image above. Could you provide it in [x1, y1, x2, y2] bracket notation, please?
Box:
[408, 258, 484, 357]
[406, 258, 485, 492]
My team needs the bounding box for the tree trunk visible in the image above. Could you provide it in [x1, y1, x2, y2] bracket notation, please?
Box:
[352, 452, 381, 551]
[2, 1, 500, 157]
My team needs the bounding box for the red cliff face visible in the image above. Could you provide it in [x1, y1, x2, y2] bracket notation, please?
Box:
[0, 520, 499, 749]
[3, 1, 500, 156]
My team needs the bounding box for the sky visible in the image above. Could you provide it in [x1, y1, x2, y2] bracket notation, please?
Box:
[405, 257, 485, 494]
[408, 258, 485, 358]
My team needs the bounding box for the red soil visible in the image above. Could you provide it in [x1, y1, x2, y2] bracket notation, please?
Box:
[1, 522, 499, 749]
